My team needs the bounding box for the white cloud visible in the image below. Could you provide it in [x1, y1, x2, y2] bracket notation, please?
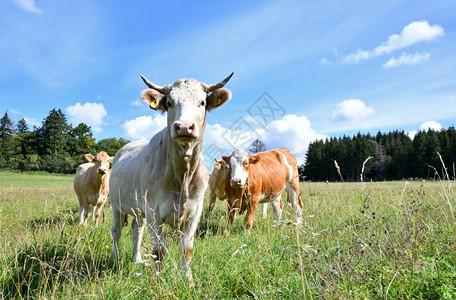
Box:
[383, 52, 430, 68]
[8, 108, 21, 115]
[260, 115, 326, 163]
[13, 0, 42, 14]
[65, 102, 107, 132]
[332, 99, 375, 122]
[408, 121, 442, 140]
[408, 130, 417, 140]
[23, 117, 40, 128]
[130, 99, 144, 107]
[122, 114, 167, 140]
[419, 120, 442, 132]
[344, 21, 444, 62]
[319, 57, 331, 65]
[204, 114, 325, 165]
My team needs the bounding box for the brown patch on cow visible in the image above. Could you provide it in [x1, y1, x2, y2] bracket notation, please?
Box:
[184, 246, 194, 262]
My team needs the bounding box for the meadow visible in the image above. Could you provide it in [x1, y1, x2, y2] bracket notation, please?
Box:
[0, 170, 455, 299]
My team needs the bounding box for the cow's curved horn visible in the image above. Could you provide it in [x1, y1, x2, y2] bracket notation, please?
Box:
[140, 75, 170, 94]
[202, 72, 234, 93]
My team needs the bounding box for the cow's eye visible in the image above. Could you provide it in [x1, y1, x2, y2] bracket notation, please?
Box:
[200, 100, 205, 106]
[166, 100, 173, 108]
[243, 162, 248, 167]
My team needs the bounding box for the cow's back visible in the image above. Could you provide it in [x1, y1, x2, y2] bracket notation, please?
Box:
[248, 150, 289, 194]
[110, 138, 150, 210]
[74, 162, 96, 196]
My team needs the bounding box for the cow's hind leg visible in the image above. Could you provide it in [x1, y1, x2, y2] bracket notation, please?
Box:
[131, 214, 146, 263]
[110, 208, 125, 261]
[271, 194, 283, 226]
[262, 203, 268, 218]
[286, 182, 303, 225]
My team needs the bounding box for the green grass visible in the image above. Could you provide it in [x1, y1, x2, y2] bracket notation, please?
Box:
[1, 171, 455, 298]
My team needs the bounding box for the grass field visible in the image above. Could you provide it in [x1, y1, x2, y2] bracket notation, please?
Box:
[1, 170, 455, 299]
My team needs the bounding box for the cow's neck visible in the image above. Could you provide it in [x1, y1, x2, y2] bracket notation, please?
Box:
[165, 131, 204, 200]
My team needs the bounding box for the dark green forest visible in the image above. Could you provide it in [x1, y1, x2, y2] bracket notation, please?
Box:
[0, 110, 129, 173]
[1, 109, 454, 180]
[302, 129, 456, 182]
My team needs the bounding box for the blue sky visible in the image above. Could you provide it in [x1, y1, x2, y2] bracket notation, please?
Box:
[1, 0, 455, 163]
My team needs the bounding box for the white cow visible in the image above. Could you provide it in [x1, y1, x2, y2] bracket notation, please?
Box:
[109, 73, 233, 283]
[73, 151, 113, 227]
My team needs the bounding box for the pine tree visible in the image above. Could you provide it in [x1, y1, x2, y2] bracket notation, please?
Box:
[35, 109, 71, 156]
[248, 138, 266, 154]
[0, 112, 15, 162]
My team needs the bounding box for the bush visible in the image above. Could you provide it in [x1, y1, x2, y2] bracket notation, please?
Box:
[38, 153, 78, 174]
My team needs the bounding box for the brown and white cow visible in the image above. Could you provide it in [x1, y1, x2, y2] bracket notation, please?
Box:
[109, 73, 233, 283]
[223, 148, 302, 228]
[207, 158, 268, 218]
[73, 151, 113, 227]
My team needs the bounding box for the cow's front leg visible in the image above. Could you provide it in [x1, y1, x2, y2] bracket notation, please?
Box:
[227, 200, 237, 226]
[180, 200, 203, 285]
[110, 208, 125, 261]
[93, 200, 106, 227]
[132, 214, 146, 263]
[244, 195, 259, 229]
[79, 200, 90, 227]
[146, 208, 168, 275]
[207, 192, 217, 214]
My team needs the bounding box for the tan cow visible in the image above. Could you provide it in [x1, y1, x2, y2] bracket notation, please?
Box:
[223, 148, 303, 229]
[74, 151, 113, 227]
[207, 159, 230, 213]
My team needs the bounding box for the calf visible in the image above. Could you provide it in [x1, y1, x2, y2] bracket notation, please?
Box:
[73, 151, 113, 227]
[207, 159, 230, 213]
[223, 148, 302, 228]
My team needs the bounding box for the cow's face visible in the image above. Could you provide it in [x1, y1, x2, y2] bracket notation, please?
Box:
[140, 74, 233, 145]
[212, 159, 230, 183]
[85, 151, 113, 175]
[223, 149, 260, 188]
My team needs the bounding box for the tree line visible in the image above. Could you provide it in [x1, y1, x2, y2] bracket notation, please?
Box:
[302, 128, 456, 181]
[0, 110, 129, 173]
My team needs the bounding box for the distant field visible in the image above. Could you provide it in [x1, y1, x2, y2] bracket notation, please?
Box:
[0, 171, 455, 298]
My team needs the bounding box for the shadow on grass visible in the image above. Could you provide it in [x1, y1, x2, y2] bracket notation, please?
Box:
[0, 233, 117, 298]
[198, 209, 248, 239]
[27, 208, 80, 229]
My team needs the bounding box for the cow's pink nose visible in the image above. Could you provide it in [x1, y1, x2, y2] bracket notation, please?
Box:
[174, 122, 195, 136]
[231, 178, 242, 186]
[98, 167, 107, 174]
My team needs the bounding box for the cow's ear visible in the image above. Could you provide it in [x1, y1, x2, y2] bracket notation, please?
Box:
[108, 156, 114, 163]
[222, 155, 230, 164]
[249, 156, 260, 164]
[213, 162, 221, 169]
[85, 154, 95, 162]
[141, 89, 166, 111]
[206, 89, 232, 111]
